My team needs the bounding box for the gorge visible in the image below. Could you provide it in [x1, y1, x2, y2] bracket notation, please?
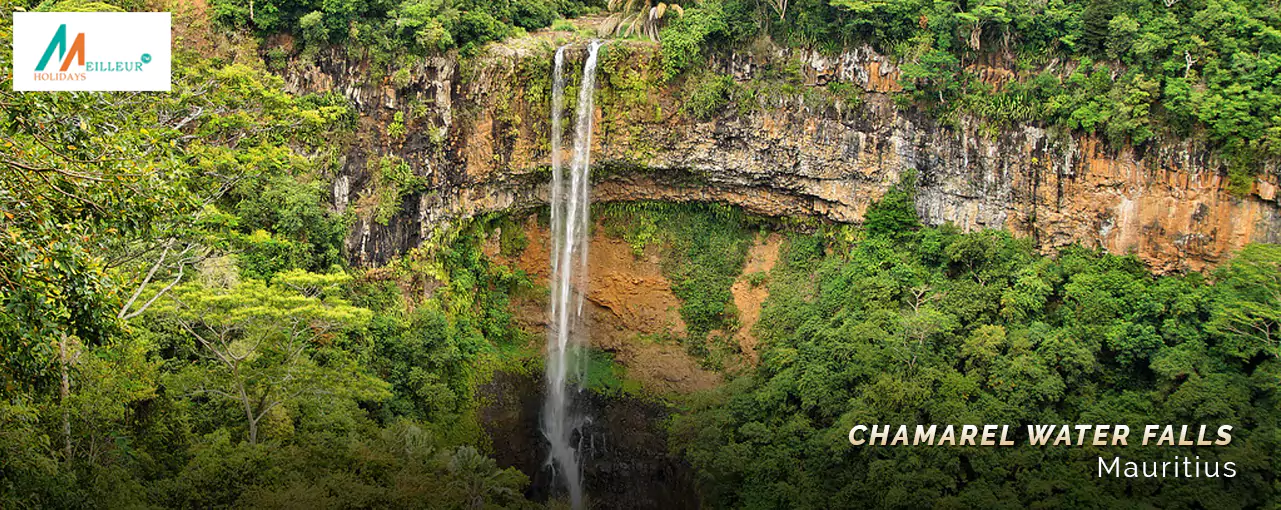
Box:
[5, 1, 1280, 507]
[275, 31, 1281, 503]
[278, 30, 1281, 506]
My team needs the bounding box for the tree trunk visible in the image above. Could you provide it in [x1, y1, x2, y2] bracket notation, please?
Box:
[233, 365, 258, 445]
[60, 333, 72, 462]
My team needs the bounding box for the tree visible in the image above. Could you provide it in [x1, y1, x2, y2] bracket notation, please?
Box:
[899, 49, 965, 106]
[445, 446, 528, 510]
[0, 35, 352, 391]
[0, 86, 189, 390]
[371, 308, 476, 420]
[673, 217, 1276, 508]
[299, 10, 328, 45]
[601, 0, 686, 41]
[864, 172, 920, 241]
[1210, 244, 1281, 360]
[154, 269, 384, 444]
[1079, 0, 1115, 55]
[898, 306, 958, 368]
[60, 338, 158, 468]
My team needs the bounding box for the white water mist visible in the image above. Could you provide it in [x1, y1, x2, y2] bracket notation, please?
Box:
[543, 40, 603, 510]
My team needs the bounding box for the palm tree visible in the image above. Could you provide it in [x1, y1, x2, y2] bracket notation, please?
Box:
[447, 446, 525, 510]
[599, 0, 687, 41]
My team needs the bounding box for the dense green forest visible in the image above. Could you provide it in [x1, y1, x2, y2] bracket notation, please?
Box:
[591, 192, 1280, 508]
[2, 3, 541, 506]
[660, 185, 1281, 508]
[3, 0, 1281, 508]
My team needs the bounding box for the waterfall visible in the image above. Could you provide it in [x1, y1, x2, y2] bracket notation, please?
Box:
[543, 40, 603, 510]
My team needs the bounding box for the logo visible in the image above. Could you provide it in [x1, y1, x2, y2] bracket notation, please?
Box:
[13, 12, 171, 92]
[35, 25, 86, 73]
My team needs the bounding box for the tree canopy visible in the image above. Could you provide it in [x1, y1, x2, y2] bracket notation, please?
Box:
[667, 184, 1279, 509]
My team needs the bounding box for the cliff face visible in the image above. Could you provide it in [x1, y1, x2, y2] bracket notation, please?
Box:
[282, 37, 1281, 273]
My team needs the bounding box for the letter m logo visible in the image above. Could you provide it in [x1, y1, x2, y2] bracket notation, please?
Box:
[36, 24, 85, 72]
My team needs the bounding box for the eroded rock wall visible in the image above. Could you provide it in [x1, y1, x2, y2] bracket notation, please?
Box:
[282, 39, 1281, 273]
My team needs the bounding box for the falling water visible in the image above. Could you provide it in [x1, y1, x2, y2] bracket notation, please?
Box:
[543, 40, 603, 510]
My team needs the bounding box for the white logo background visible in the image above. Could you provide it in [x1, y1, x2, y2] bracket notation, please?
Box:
[12, 12, 171, 92]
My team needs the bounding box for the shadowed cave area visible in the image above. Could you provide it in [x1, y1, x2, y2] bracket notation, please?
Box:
[479, 371, 699, 509]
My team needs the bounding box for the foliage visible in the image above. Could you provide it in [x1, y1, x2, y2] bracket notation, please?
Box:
[584, 349, 644, 397]
[146, 422, 532, 509]
[824, 81, 862, 108]
[5, 2, 1281, 508]
[658, 0, 736, 80]
[150, 269, 383, 445]
[1209, 243, 1281, 361]
[388, 110, 408, 139]
[368, 154, 424, 226]
[681, 72, 740, 120]
[367, 307, 481, 421]
[497, 217, 530, 258]
[600, 0, 686, 41]
[233, 171, 350, 279]
[600, 202, 757, 361]
[647, 0, 1281, 182]
[899, 48, 962, 104]
[210, 0, 587, 58]
[670, 192, 1280, 509]
[0, 6, 353, 391]
[0, 9, 535, 507]
[862, 171, 920, 241]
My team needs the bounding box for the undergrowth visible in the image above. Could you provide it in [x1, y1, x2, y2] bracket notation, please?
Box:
[597, 201, 760, 367]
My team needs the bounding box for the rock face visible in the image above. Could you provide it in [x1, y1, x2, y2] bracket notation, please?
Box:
[484, 215, 722, 394]
[477, 371, 698, 508]
[282, 39, 1281, 273]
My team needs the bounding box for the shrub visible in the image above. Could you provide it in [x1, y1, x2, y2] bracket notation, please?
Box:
[659, 4, 728, 80]
[863, 171, 920, 241]
[451, 11, 513, 54]
[681, 73, 737, 120]
[372, 154, 422, 224]
[299, 10, 328, 45]
[415, 19, 454, 51]
[509, 0, 558, 30]
[392, 68, 412, 89]
[388, 111, 407, 139]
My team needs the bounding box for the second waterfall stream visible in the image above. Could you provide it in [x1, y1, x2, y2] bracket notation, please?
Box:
[543, 40, 603, 510]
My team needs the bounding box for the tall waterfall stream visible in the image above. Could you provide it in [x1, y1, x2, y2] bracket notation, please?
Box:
[543, 40, 603, 510]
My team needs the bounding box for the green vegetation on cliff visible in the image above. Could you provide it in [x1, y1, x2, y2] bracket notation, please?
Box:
[661, 0, 1281, 185]
[601, 202, 759, 368]
[667, 180, 1280, 509]
[213, 0, 1281, 184]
